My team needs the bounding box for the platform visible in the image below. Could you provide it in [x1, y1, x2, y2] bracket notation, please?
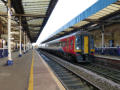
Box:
[0, 50, 32, 90]
[33, 50, 65, 90]
[95, 54, 120, 61]
[0, 50, 65, 90]
[95, 54, 120, 70]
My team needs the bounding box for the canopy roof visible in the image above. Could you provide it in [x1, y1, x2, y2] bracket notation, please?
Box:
[42, 0, 120, 43]
[0, 0, 58, 42]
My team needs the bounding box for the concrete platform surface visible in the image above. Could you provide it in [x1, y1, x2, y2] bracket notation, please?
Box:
[95, 54, 120, 61]
[0, 50, 65, 90]
[33, 50, 65, 90]
[0, 50, 32, 90]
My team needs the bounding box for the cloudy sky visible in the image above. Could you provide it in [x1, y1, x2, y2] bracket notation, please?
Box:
[36, 0, 97, 45]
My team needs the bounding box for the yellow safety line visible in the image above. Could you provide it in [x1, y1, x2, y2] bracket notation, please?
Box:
[28, 51, 34, 90]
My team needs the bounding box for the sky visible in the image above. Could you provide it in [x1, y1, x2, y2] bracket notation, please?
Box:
[36, 0, 97, 45]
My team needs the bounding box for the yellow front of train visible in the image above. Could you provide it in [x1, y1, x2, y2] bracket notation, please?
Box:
[74, 32, 95, 63]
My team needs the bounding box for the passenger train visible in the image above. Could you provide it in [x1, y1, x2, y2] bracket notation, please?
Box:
[40, 31, 95, 63]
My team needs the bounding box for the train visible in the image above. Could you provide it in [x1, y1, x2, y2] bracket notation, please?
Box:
[40, 31, 95, 63]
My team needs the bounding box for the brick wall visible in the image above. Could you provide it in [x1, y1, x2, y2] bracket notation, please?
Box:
[90, 23, 120, 47]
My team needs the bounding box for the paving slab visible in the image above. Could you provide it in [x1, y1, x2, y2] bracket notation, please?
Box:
[0, 50, 32, 90]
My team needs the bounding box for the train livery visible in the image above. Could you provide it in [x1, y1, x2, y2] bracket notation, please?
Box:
[41, 31, 95, 62]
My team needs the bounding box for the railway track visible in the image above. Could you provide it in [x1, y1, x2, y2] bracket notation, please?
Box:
[79, 63, 120, 84]
[39, 51, 99, 90]
[38, 50, 120, 90]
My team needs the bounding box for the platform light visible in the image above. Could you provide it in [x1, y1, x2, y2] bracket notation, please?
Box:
[90, 24, 98, 27]
[11, 8, 15, 14]
[10, 37, 14, 40]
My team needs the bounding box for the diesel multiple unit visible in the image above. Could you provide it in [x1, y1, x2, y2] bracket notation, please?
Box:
[41, 31, 95, 62]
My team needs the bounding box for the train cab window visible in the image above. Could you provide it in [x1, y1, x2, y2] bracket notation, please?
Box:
[75, 36, 82, 50]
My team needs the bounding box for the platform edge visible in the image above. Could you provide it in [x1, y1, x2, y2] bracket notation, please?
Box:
[35, 50, 65, 90]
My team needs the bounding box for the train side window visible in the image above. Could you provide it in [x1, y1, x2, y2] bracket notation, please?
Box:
[59, 42, 61, 46]
[62, 42, 64, 47]
[58, 42, 60, 46]
[63, 42, 65, 47]
[61, 42, 62, 46]
[62, 41, 65, 47]
[65, 41, 67, 47]
[67, 39, 69, 47]
[55, 43, 57, 47]
[71, 40, 73, 49]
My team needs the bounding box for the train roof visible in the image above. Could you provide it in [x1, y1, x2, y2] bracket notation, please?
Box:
[45, 31, 90, 44]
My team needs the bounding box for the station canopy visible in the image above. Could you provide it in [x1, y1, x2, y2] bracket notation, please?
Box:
[0, 0, 58, 42]
[42, 0, 120, 43]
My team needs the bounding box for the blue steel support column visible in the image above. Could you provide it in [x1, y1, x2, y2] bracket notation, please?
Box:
[7, 0, 13, 65]
[18, 17, 22, 57]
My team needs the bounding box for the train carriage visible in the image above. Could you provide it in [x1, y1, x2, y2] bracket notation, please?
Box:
[42, 31, 95, 63]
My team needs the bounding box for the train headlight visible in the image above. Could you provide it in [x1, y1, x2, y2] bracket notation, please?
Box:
[76, 47, 80, 50]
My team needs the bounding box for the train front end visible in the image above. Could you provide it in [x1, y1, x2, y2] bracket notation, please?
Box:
[74, 32, 94, 63]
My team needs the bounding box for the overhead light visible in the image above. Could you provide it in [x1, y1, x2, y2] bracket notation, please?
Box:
[90, 24, 98, 27]
[11, 8, 15, 14]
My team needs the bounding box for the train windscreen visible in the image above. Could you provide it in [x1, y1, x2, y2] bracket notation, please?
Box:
[75, 36, 82, 50]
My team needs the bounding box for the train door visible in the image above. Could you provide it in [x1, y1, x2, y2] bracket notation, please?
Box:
[69, 37, 74, 54]
[63, 39, 68, 53]
[84, 36, 89, 54]
[90, 36, 94, 54]
[66, 38, 69, 52]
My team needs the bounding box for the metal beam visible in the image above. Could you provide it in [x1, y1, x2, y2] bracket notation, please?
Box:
[12, 24, 42, 27]
[84, 18, 120, 23]
[0, 13, 46, 17]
